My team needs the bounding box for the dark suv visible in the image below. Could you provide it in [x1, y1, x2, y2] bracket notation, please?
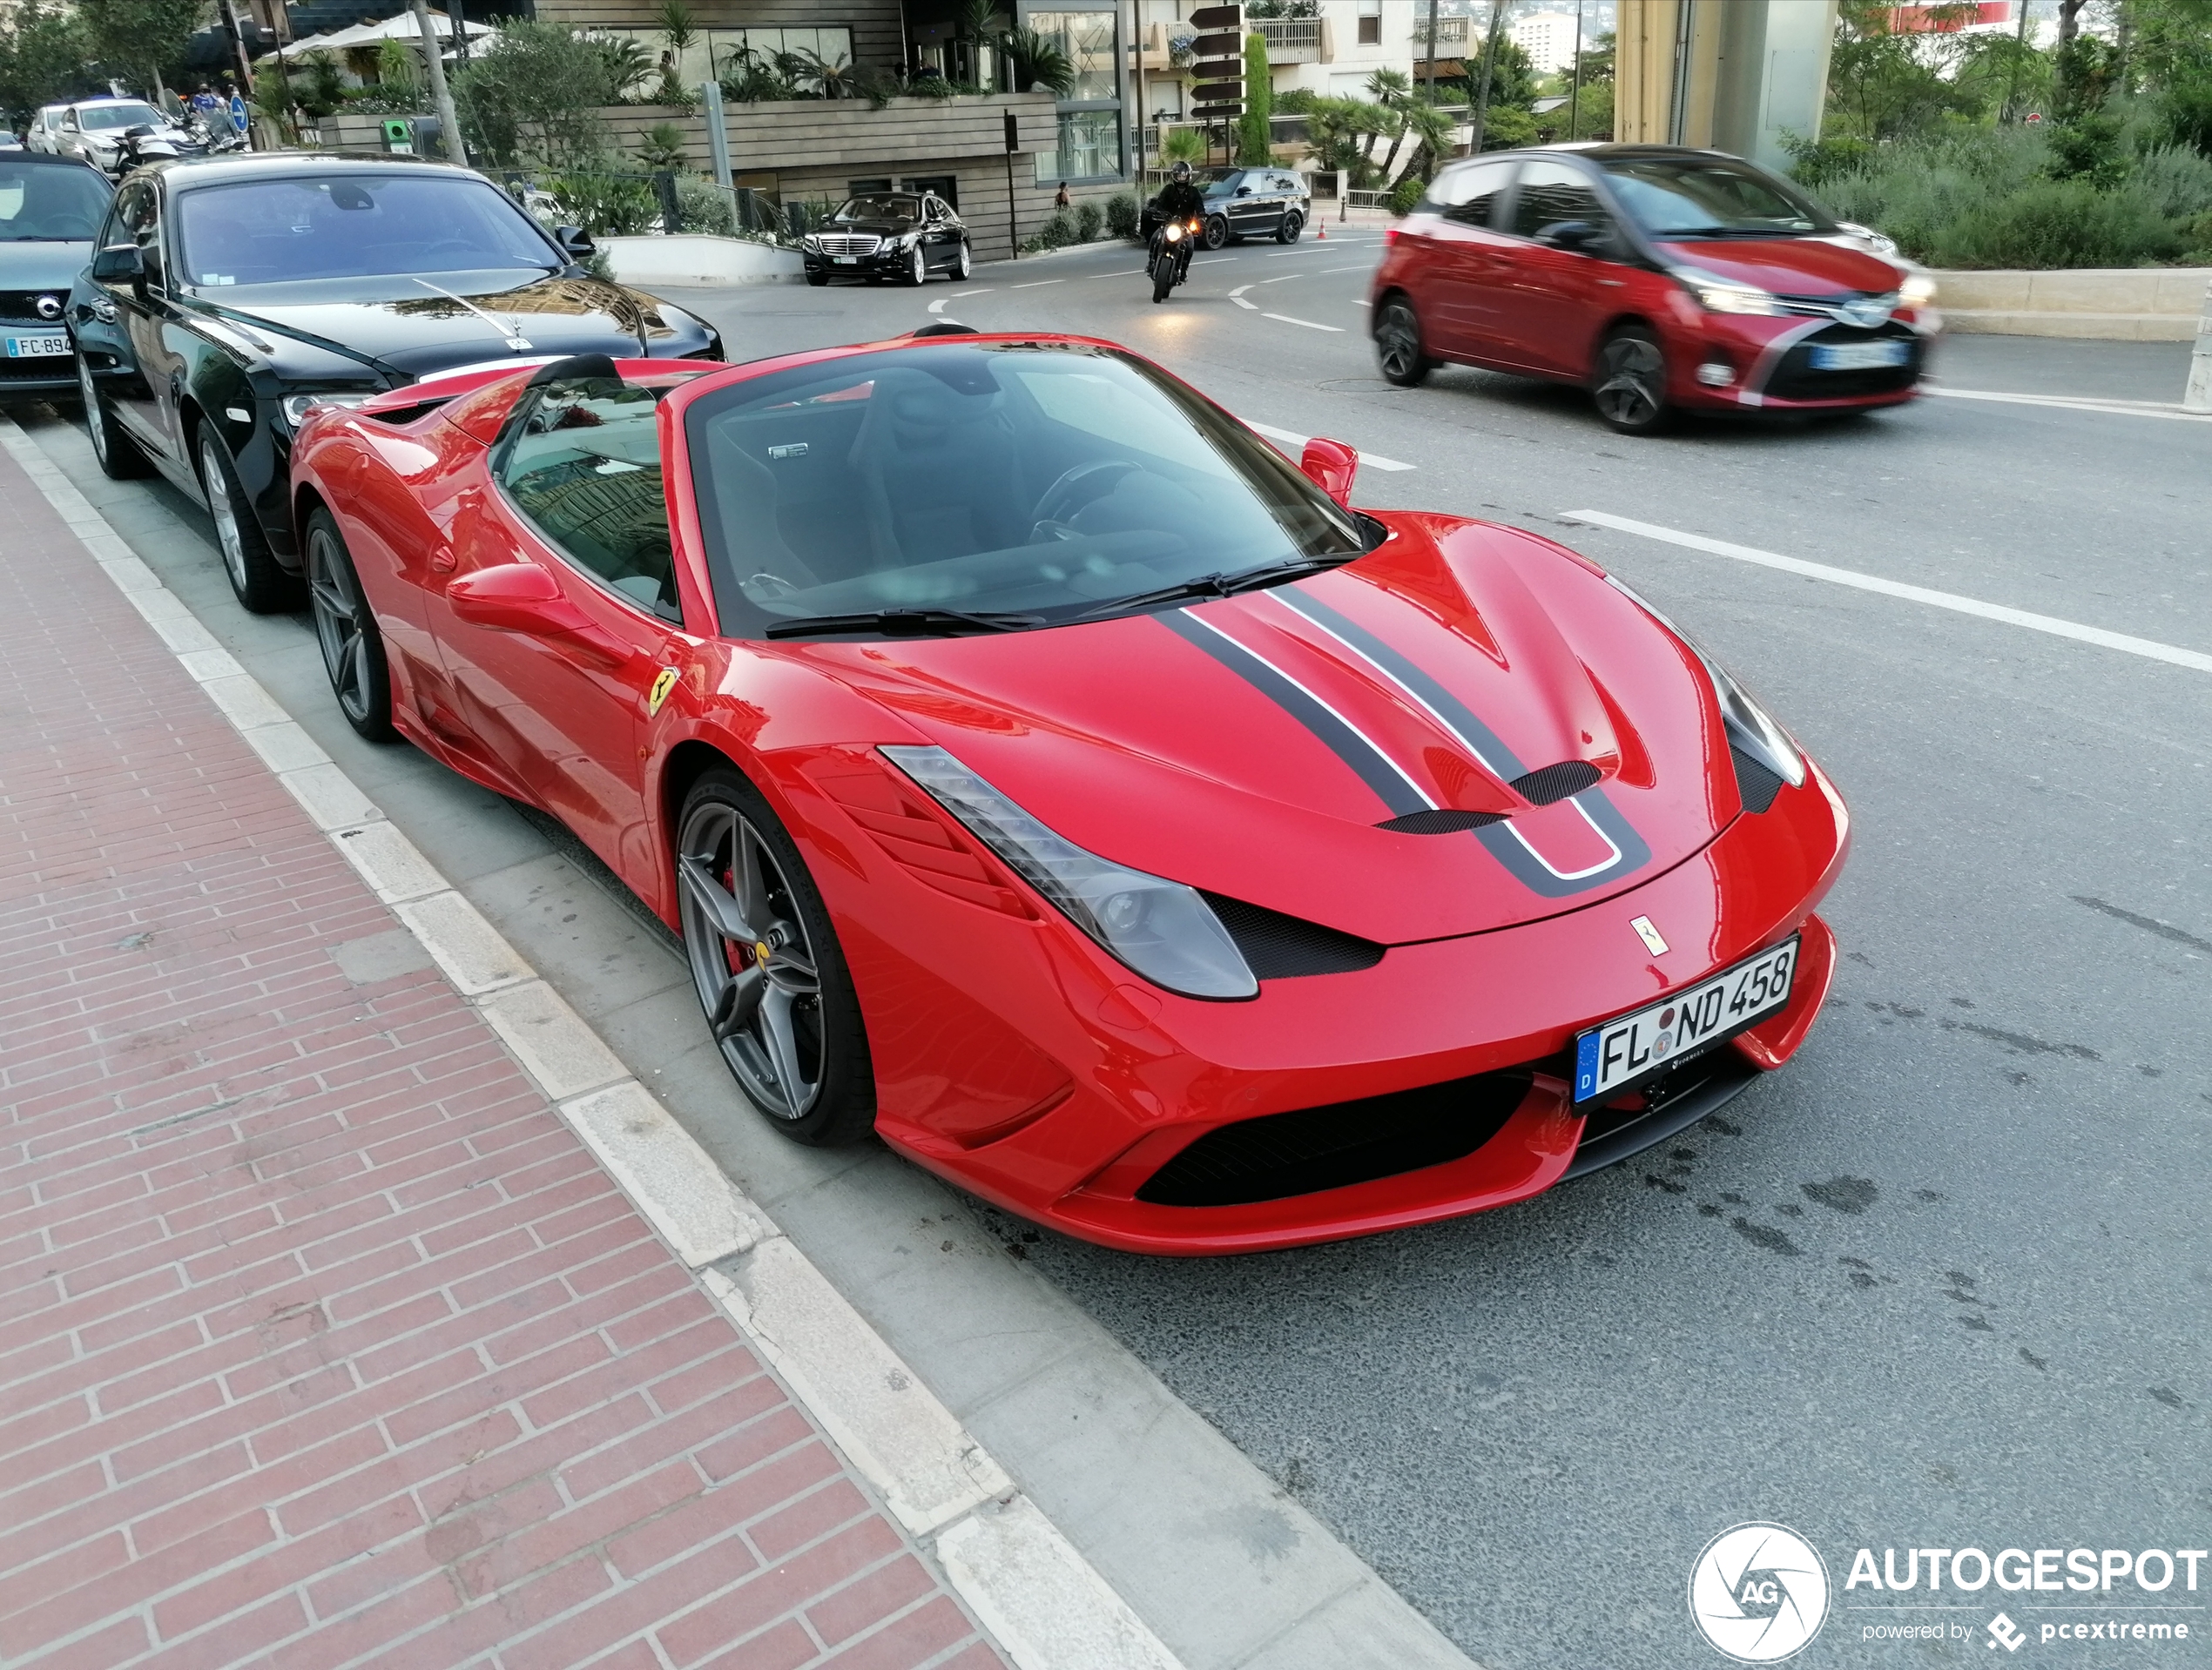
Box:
[1143, 167, 1311, 248]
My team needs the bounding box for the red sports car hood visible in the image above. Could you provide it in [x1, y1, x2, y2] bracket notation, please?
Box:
[797, 515, 1737, 944]
[1658, 235, 1903, 297]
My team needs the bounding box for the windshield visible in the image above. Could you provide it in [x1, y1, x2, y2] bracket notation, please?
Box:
[78, 104, 165, 131]
[1196, 168, 1243, 187]
[835, 195, 920, 222]
[0, 163, 110, 241]
[1598, 157, 1833, 239]
[172, 174, 560, 286]
[687, 341, 1366, 641]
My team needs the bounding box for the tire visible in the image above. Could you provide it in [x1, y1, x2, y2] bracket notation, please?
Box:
[197, 423, 300, 613]
[1374, 295, 1433, 387]
[805, 270, 829, 286]
[904, 245, 927, 286]
[952, 239, 972, 281]
[1593, 325, 1673, 435]
[303, 508, 395, 742]
[79, 354, 150, 480]
[1202, 213, 1230, 250]
[1277, 210, 1304, 245]
[1153, 258, 1174, 304]
[675, 768, 875, 1147]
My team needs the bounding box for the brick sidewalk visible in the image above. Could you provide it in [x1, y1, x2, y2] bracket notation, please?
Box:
[0, 436, 1005, 1670]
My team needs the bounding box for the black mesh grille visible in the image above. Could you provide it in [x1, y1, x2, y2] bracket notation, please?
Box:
[1764, 323, 1923, 401]
[1136, 1068, 1534, 1207]
[0, 292, 66, 322]
[1202, 892, 1385, 979]
[1510, 759, 1600, 805]
[1375, 809, 1507, 834]
[1730, 746, 1784, 814]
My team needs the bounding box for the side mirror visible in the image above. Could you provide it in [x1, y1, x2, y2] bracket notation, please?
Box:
[1234, 185, 1252, 197]
[1537, 219, 1599, 251]
[553, 224, 596, 260]
[1299, 436, 1359, 508]
[91, 242, 143, 284]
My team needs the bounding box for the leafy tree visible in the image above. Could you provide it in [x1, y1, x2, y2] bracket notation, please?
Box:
[1478, 103, 1538, 150]
[952, 0, 1006, 90]
[78, 0, 207, 98]
[1238, 32, 1271, 165]
[655, 0, 696, 103]
[454, 20, 623, 171]
[0, 2, 95, 116]
[1399, 96, 1458, 179]
[635, 119, 687, 169]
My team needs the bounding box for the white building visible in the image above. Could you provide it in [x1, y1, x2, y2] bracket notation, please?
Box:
[1132, 0, 1442, 125]
[1507, 9, 1587, 75]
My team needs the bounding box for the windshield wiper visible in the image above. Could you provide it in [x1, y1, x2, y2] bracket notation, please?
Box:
[1079, 554, 1359, 619]
[763, 607, 1047, 639]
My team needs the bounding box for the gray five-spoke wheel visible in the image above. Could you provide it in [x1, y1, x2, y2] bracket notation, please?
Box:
[1376, 298, 1427, 386]
[307, 522, 372, 725]
[1595, 333, 1667, 431]
[677, 802, 826, 1121]
[199, 431, 250, 595]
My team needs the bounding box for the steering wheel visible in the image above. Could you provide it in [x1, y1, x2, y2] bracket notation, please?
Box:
[1030, 460, 1138, 530]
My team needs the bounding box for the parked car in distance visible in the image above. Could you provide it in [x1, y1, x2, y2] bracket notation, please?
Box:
[70, 151, 721, 613]
[0, 152, 112, 403]
[27, 104, 70, 154]
[1142, 166, 1311, 248]
[51, 98, 201, 174]
[801, 192, 973, 286]
[291, 333, 1846, 1256]
[1370, 143, 1938, 434]
[0, 130, 23, 152]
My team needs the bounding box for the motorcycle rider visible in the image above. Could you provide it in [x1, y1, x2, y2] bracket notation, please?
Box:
[1151, 160, 1206, 284]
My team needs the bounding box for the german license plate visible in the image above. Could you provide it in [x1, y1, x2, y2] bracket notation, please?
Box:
[1810, 340, 1907, 371]
[5, 333, 69, 358]
[1573, 937, 1799, 1105]
[833, 256, 857, 265]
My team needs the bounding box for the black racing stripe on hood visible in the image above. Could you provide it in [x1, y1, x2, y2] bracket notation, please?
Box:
[1273, 586, 1656, 899]
[1154, 607, 1429, 818]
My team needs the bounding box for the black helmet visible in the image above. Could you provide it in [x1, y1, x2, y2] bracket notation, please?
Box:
[1170, 160, 1191, 182]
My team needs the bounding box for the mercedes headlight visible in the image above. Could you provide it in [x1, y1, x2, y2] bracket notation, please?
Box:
[881, 745, 1258, 999]
[895, 229, 922, 248]
[801, 233, 822, 252]
[1604, 576, 1805, 790]
[280, 391, 374, 428]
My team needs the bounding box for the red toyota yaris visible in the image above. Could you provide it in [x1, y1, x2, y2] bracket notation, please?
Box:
[1370, 144, 1939, 433]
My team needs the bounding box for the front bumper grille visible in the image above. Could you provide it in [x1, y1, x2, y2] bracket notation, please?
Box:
[1763, 322, 1923, 401]
[813, 234, 883, 257]
[0, 292, 68, 321]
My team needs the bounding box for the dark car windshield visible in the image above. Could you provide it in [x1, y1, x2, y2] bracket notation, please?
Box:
[687, 341, 1365, 641]
[1597, 156, 1833, 238]
[78, 103, 165, 131]
[0, 162, 110, 241]
[1196, 168, 1243, 187]
[835, 195, 921, 222]
[172, 174, 561, 286]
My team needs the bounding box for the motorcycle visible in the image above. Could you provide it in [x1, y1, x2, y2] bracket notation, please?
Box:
[111, 125, 193, 174]
[1149, 216, 1202, 304]
[185, 113, 248, 156]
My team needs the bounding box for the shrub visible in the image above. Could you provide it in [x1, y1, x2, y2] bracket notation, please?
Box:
[455, 20, 623, 171]
[1386, 174, 1424, 216]
[1023, 206, 1078, 252]
[673, 172, 734, 235]
[1931, 178, 2182, 268]
[2129, 144, 2212, 220]
[1075, 199, 1103, 241]
[546, 166, 661, 237]
[636, 121, 689, 171]
[1104, 190, 1139, 239]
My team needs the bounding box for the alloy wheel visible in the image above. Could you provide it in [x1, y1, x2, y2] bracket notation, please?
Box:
[1377, 299, 1427, 386]
[307, 522, 372, 724]
[1595, 334, 1668, 431]
[78, 357, 108, 468]
[199, 432, 250, 594]
[954, 239, 972, 280]
[677, 802, 826, 1121]
[909, 246, 927, 286]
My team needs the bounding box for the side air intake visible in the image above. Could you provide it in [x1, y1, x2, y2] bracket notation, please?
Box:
[1730, 746, 1785, 814]
[1201, 892, 1386, 979]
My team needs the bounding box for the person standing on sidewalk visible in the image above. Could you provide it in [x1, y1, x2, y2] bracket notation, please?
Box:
[1054, 181, 1070, 209]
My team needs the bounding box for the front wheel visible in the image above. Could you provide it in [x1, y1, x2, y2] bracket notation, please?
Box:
[951, 239, 972, 281]
[904, 245, 927, 286]
[1593, 326, 1673, 434]
[198, 425, 300, 613]
[1202, 213, 1230, 250]
[79, 354, 151, 480]
[304, 508, 395, 742]
[675, 769, 876, 1147]
[805, 270, 829, 286]
[1277, 210, 1304, 245]
[1153, 255, 1174, 303]
[1374, 295, 1433, 387]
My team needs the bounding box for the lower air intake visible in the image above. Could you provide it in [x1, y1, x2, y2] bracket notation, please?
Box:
[1730, 746, 1785, 814]
[1136, 1068, 1534, 1207]
[1202, 892, 1385, 979]
[1510, 759, 1601, 805]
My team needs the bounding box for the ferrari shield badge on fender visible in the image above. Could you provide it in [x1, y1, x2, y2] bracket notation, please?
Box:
[646, 667, 678, 717]
[1630, 916, 1669, 955]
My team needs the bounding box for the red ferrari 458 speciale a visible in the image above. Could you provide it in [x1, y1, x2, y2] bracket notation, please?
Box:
[291, 332, 1848, 1255]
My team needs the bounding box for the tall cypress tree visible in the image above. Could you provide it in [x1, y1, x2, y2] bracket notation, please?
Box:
[1238, 31, 1272, 165]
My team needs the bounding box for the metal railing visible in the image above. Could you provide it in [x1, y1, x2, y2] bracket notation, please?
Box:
[1255, 18, 1324, 59]
[1411, 16, 1470, 44]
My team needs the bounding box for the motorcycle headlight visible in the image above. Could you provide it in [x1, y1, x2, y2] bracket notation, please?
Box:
[880, 745, 1258, 999]
[1163, 222, 1183, 242]
[280, 390, 375, 428]
[1604, 576, 1805, 790]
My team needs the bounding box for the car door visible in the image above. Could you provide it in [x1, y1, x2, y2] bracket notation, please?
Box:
[428, 370, 689, 879]
[1227, 172, 1272, 239]
[85, 178, 179, 461]
[1416, 158, 1519, 360]
[921, 197, 958, 270]
[1491, 158, 1624, 380]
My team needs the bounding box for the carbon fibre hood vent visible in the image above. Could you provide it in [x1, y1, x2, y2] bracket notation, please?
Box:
[1201, 892, 1385, 979]
[1510, 759, 1602, 805]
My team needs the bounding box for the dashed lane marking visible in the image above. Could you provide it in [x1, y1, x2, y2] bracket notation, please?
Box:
[1264, 313, 1344, 333]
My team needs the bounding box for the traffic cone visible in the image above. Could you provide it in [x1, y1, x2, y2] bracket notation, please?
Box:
[1317, 220, 1325, 240]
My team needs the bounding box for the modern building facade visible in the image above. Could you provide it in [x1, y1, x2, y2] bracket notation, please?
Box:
[1613, 0, 1839, 173]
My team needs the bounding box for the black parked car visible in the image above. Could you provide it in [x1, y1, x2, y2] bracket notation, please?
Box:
[0, 152, 111, 402]
[1141, 166, 1311, 249]
[70, 152, 722, 611]
[801, 192, 972, 286]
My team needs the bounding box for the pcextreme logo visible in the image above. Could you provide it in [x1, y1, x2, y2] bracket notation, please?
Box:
[1689, 1523, 1831, 1662]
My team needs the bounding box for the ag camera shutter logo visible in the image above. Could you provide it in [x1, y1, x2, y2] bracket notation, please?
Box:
[1689, 1523, 1831, 1662]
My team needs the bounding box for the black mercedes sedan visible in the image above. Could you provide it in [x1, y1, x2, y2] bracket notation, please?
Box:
[800, 192, 973, 286]
[69, 152, 722, 611]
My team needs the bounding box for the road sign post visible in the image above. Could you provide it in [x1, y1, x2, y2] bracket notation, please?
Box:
[2186, 277, 2212, 414]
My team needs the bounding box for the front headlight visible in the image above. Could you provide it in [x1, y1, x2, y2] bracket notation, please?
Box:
[801, 233, 821, 252]
[1684, 276, 1784, 315]
[1899, 272, 1938, 307]
[1604, 576, 1805, 790]
[881, 745, 1258, 999]
[280, 391, 375, 428]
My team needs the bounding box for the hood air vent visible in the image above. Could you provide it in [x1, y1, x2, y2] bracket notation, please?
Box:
[1510, 759, 1601, 805]
[1376, 809, 1508, 835]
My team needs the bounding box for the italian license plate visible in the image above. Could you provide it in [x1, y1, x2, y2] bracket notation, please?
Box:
[1573, 937, 1799, 1105]
[833, 256, 857, 265]
[1810, 340, 1907, 371]
[5, 334, 69, 358]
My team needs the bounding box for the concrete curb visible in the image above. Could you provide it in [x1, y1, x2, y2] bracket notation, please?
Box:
[1933, 266, 2212, 340]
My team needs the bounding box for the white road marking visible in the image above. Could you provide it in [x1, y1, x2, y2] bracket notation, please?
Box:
[927, 297, 949, 314]
[1317, 266, 1372, 274]
[1925, 385, 2212, 424]
[1228, 284, 1258, 312]
[1561, 508, 2212, 676]
[1247, 420, 1415, 471]
[1012, 278, 1065, 289]
[1264, 313, 1344, 333]
[1352, 298, 1372, 306]
[1258, 273, 1303, 284]
[1088, 268, 1150, 278]
[1191, 256, 1234, 264]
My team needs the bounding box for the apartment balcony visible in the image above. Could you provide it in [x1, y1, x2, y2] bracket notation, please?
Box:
[1256, 17, 1327, 63]
[1410, 15, 1471, 47]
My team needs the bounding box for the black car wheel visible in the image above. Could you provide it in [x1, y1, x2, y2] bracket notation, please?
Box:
[197, 424, 300, 614]
[1203, 213, 1230, 250]
[675, 767, 875, 1146]
[304, 508, 395, 742]
[1593, 325, 1673, 435]
[1375, 295, 1433, 387]
[904, 246, 928, 286]
[78, 354, 150, 480]
[1277, 209, 1304, 244]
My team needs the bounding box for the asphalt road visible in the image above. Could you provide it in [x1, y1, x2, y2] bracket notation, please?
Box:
[671, 241, 2212, 1667]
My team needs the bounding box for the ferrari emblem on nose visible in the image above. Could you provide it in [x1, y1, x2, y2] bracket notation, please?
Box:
[646, 668, 678, 716]
[1630, 916, 1669, 955]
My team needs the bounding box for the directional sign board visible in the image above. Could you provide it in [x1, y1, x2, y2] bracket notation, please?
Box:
[1188, 3, 1242, 28]
[1191, 80, 1244, 102]
[1190, 30, 1241, 58]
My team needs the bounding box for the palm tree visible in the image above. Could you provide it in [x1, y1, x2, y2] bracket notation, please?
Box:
[1398, 98, 1457, 182]
[1364, 67, 1412, 107]
[796, 48, 863, 99]
[656, 0, 697, 102]
[1001, 27, 1076, 96]
[954, 0, 1007, 88]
